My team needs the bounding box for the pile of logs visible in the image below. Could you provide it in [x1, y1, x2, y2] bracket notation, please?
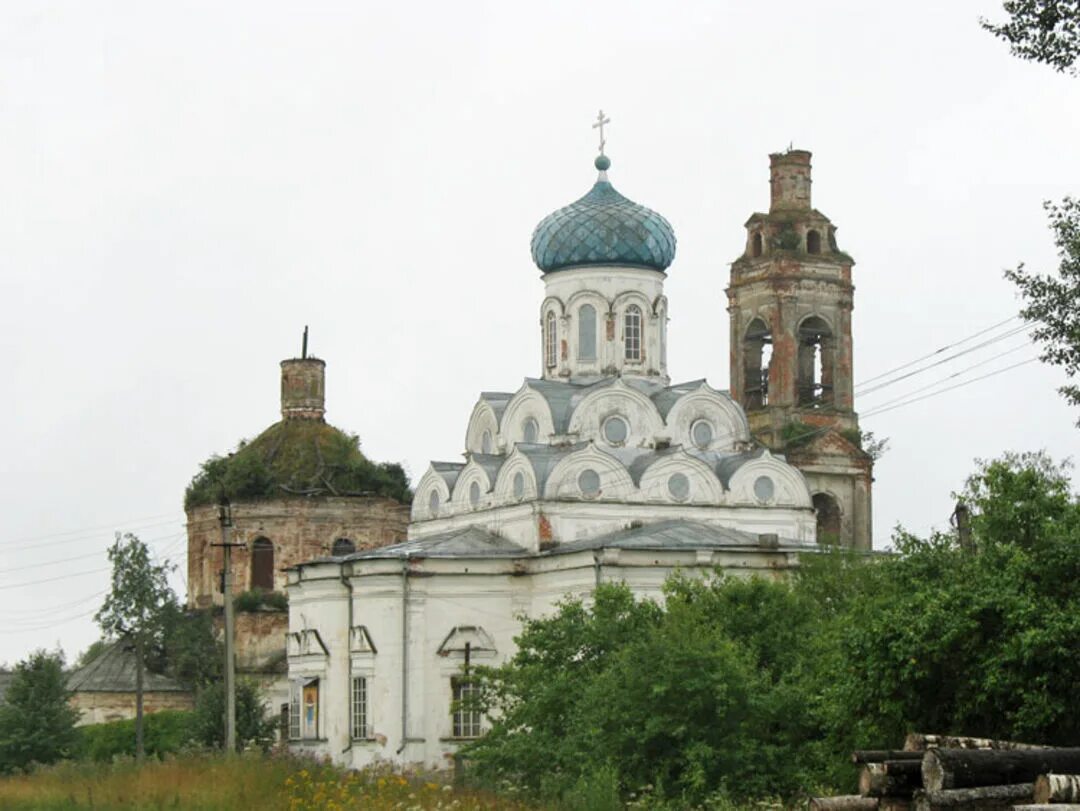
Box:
[810, 734, 1080, 811]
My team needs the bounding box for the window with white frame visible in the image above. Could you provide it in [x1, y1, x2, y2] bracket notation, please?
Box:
[451, 677, 482, 738]
[289, 677, 319, 740]
[288, 681, 301, 740]
[351, 676, 369, 739]
[545, 310, 557, 367]
[624, 305, 642, 361]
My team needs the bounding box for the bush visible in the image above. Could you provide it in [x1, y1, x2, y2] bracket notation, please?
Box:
[189, 680, 277, 751]
[75, 710, 194, 762]
[234, 589, 288, 613]
[0, 650, 80, 773]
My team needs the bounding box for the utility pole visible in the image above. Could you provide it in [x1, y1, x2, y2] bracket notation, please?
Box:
[213, 498, 244, 753]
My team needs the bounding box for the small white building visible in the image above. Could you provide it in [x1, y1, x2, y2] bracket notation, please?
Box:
[286, 149, 818, 770]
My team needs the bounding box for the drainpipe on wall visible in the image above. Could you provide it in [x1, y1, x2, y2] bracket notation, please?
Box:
[340, 563, 354, 755]
[396, 554, 411, 755]
[593, 550, 603, 589]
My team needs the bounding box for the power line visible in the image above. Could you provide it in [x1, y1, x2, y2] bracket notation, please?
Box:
[0, 531, 186, 576]
[857, 324, 1030, 397]
[855, 315, 1018, 389]
[2, 512, 184, 547]
[859, 340, 1033, 410]
[0, 607, 101, 635]
[862, 358, 1038, 419]
[0, 590, 106, 617]
[0, 517, 187, 553]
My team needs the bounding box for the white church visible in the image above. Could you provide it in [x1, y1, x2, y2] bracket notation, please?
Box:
[285, 139, 838, 770]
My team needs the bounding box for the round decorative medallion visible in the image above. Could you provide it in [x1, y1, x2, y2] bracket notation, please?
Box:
[668, 473, 690, 502]
[578, 469, 601, 498]
[603, 415, 629, 445]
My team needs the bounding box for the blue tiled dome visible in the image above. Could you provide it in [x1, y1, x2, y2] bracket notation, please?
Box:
[531, 159, 676, 273]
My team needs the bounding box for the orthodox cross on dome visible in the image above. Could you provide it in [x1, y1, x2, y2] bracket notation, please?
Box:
[592, 109, 611, 156]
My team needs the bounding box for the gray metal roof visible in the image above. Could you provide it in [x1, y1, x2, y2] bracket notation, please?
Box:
[517, 376, 730, 435]
[469, 453, 507, 487]
[479, 392, 514, 421]
[547, 519, 808, 555]
[67, 640, 189, 694]
[622, 445, 682, 485]
[712, 447, 770, 488]
[648, 379, 706, 418]
[432, 461, 465, 490]
[347, 526, 529, 560]
[522, 378, 585, 434]
[517, 442, 587, 492]
[343, 518, 808, 565]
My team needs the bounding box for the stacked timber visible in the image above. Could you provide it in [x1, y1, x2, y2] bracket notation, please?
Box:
[810, 735, 1077, 811]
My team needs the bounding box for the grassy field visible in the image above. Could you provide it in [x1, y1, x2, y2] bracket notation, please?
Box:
[0, 753, 540, 810]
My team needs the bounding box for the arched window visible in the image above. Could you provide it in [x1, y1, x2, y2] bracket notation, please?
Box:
[813, 493, 842, 545]
[332, 538, 356, 556]
[578, 304, 597, 361]
[251, 538, 274, 591]
[624, 305, 642, 361]
[806, 229, 822, 254]
[797, 316, 834, 407]
[522, 417, 539, 444]
[751, 231, 763, 257]
[660, 306, 668, 368]
[544, 311, 557, 368]
[742, 317, 772, 410]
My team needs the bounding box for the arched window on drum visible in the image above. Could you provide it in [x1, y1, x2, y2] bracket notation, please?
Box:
[578, 304, 597, 361]
[624, 305, 642, 362]
[544, 311, 557, 368]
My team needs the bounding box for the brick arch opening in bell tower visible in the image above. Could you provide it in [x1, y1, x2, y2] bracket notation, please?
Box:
[797, 316, 834, 408]
[742, 317, 772, 410]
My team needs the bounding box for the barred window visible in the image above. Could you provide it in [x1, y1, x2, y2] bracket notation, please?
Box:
[288, 681, 301, 740]
[351, 676, 369, 740]
[545, 311, 557, 368]
[452, 677, 482, 739]
[624, 305, 642, 361]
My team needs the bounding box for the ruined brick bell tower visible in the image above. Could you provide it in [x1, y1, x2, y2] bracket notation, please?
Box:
[727, 150, 872, 548]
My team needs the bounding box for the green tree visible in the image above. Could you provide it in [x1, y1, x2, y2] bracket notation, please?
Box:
[152, 604, 222, 689]
[188, 680, 276, 751]
[75, 639, 112, 669]
[1004, 198, 1080, 424]
[959, 450, 1075, 549]
[827, 452, 1080, 747]
[982, 0, 1080, 75]
[0, 650, 80, 772]
[94, 533, 178, 761]
[468, 580, 838, 804]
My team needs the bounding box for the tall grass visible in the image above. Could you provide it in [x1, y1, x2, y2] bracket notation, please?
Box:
[0, 753, 290, 810]
[0, 753, 541, 810]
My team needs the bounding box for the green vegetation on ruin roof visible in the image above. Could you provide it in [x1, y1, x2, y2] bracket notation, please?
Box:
[184, 419, 412, 510]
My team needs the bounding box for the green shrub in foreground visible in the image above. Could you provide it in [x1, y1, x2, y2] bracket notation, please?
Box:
[75, 710, 195, 762]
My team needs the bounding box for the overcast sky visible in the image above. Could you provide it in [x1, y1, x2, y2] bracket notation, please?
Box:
[1, 1, 1078, 666]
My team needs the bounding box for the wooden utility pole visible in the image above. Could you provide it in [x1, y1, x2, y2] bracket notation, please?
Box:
[213, 498, 243, 753]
